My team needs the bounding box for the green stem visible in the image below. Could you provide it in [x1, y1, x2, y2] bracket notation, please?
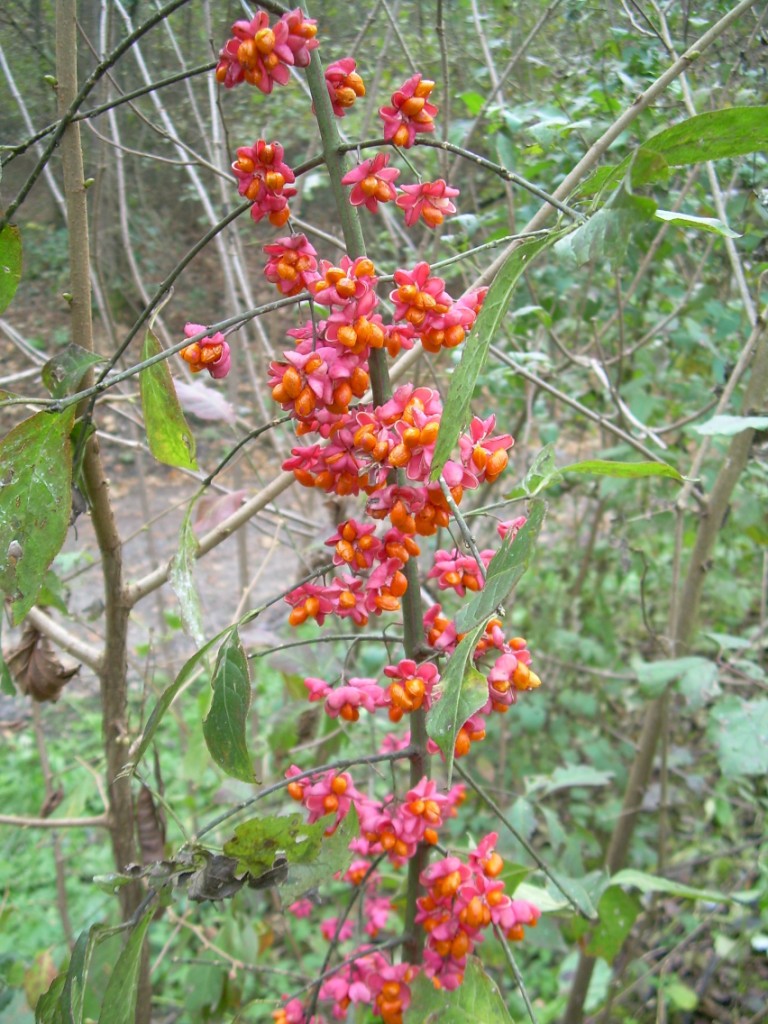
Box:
[303, 39, 428, 966]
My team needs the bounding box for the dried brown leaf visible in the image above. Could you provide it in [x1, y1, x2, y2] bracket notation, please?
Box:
[5, 622, 80, 702]
[137, 784, 167, 864]
[39, 788, 64, 818]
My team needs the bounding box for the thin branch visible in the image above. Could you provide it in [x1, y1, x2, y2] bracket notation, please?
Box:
[25, 606, 104, 673]
[0, 0, 197, 230]
[0, 813, 110, 829]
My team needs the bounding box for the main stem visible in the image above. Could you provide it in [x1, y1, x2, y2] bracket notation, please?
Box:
[55, 3, 149, 1022]
[303, 50, 428, 963]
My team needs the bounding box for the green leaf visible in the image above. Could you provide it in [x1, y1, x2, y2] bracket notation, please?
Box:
[405, 956, 515, 1023]
[280, 807, 357, 905]
[513, 879, 580, 915]
[540, 872, 602, 919]
[574, 108, 768, 202]
[223, 813, 325, 877]
[570, 160, 629, 202]
[584, 887, 641, 962]
[203, 629, 256, 783]
[609, 867, 753, 904]
[0, 223, 22, 314]
[35, 975, 65, 1024]
[430, 234, 557, 480]
[36, 924, 110, 1024]
[554, 185, 657, 267]
[97, 908, 153, 1024]
[707, 697, 768, 778]
[0, 408, 76, 624]
[677, 661, 720, 710]
[124, 625, 232, 776]
[635, 656, 717, 699]
[692, 414, 768, 436]
[427, 620, 490, 784]
[169, 499, 204, 646]
[563, 459, 683, 482]
[505, 443, 562, 498]
[455, 499, 545, 631]
[41, 345, 106, 399]
[665, 981, 698, 1012]
[527, 765, 615, 797]
[633, 107, 768, 182]
[139, 329, 197, 470]
[0, 616, 14, 695]
[653, 209, 740, 238]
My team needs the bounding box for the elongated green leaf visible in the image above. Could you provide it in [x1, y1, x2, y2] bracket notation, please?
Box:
[0, 408, 75, 624]
[692, 414, 768, 436]
[123, 625, 232, 776]
[35, 975, 65, 1024]
[633, 107, 768, 182]
[431, 234, 557, 479]
[707, 696, 768, 778]
[527, 765, 615, 797]
[224, 813, 325, 877]
[36, 924, 110, 1024]
[203, 629, 256, 783]
[514, 878, 599, 918]
[405, 956, 515, 1023]
[571, 159, 630, 202]
[455, 499, 545, 632]
[574, 108, 768, 202]
[139, 330, 197, 470]
[654, 209, 740, 238]
[97, 908, 154, 1024]
[506, 451, 682, 497]
[554, 186, 657, 267]
[505, 443, 562, 499]
[609, 867, 755, 904]
[0, 223, 22, 314]
[169, 499, 204, 645]
[563, 459, 683, 481]
[427, 620, 489, 783]
[42, 345, 105, 399]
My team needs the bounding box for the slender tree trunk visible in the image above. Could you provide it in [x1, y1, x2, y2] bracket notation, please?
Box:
[55, 3, 150, 1020]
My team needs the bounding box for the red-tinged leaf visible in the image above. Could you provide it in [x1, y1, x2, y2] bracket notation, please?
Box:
[194, 490, 247, 535]
[174, 378, 237, 424]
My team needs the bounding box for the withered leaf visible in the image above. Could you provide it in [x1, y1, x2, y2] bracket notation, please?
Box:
[5, 622, 80, 701]
[247, 854, 289, 890]
[137, 785, 167, 864]
[39, 788, 64, 818]
[186, 854, 246, 902]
